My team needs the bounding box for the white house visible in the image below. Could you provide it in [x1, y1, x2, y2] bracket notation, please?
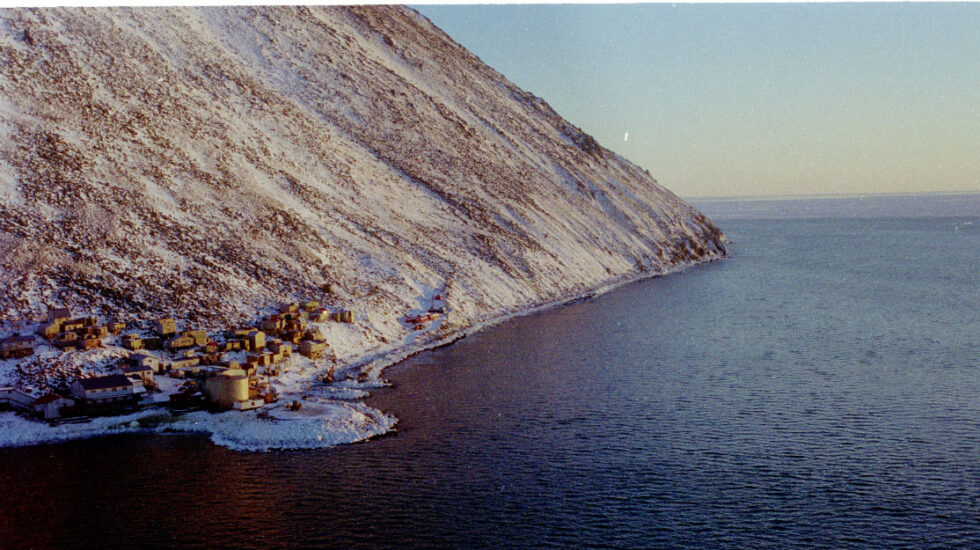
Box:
[71, 374, 143, 405]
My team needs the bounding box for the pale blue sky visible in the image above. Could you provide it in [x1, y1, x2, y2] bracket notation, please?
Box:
[414, 4, 978, 198]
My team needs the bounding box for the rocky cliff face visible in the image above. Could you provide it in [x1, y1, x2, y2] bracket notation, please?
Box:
[0, 6, 726, 356]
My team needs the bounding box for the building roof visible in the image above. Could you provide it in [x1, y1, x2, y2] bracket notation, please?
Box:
[76, 374, 134, 391]
[49, 308, 71, 319]
[122, 365, 152, 373]
[2, 333, 34, 345]
[33, 393, 72, 405]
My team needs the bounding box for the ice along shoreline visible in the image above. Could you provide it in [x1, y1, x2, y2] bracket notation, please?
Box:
[0, 251, 726, 452]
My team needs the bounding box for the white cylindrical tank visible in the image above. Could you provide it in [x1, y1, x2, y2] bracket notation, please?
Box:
[205, 369, 249, 409]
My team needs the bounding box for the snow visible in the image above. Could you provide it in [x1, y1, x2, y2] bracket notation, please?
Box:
[0, 401, 395, 452]
[166, 402, 396, 451]
[0, 6, 729, 451]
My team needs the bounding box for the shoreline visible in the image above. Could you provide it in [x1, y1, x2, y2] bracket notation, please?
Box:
[349, 251, 727, 383]
[0, 250, 726, 451]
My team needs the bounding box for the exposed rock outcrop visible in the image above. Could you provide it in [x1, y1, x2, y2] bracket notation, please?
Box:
[0, 6, 726, 356]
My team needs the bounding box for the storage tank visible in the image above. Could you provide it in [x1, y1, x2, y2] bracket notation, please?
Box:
[204, 369, 249, 409]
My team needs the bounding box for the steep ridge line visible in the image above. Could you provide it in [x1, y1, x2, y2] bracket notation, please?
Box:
[0, 5, 727, 365]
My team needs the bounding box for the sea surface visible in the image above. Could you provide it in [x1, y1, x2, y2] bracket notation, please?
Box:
[2, 193, 979, 549]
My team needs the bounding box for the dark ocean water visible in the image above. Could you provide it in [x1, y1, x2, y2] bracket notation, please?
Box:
[2, 195, 979, 549]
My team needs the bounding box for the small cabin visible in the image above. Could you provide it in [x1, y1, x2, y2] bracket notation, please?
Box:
[122, 334, 144, 350]
[156, 318, 177, 337]
[183, 330, 209, 346]
[309, 309, 329, 323]
[0, 334, 35, 359]
[47, 308, 71, 324]
[77, 336, 102, 351]
[166, 334, 196, 350]
[299, 340, 328, 360]
[53, 331, 79, 348]
[245, 330, 266, 352]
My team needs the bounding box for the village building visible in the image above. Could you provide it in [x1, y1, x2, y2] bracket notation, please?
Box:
[156, 318, 177, 337]
[48, 308, 71, 325]
[166, 334, 196, 351]
[38, 321, 64, 339]
[1, 333, 35, 359]
[279, 303, 299, 314]
[245, 330, 266, 352]
[128, 353, 164, 373]
[53, 331, 79, 349]
[82, 325, 109, 339]
[38, 308, 72, 338]
[109, 322, 126, 334]
[71, 374, 143, 409]
[299, 340, 328, 360]
[304, 328, 325, 342]
[219, 340, 244, 352]
[234, 397, 266, 411]
[266, 340, 290, 355]
[61, 320, 87, 333]
[77, 335, 103, 351]
[121, 365, 154, 386]
[302, 300, 319, 312]
[183, 330, 209, 346]
[261, 316, 284, 333]
[247, 353, 273, 368]
[171, 356, 202, 370]
[240, 362, 258, 377]
[406, 312, 441, 325]
[330, 310, 354, 323]
[0, 387, 35, 412]
[122, 334, 144, 350]
[32, 393, 75, 420]
[198, 352, 223, 365]
[309, 308, 329, 323]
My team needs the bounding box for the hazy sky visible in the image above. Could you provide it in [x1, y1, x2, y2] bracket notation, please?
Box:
[414, 4, 978, 198]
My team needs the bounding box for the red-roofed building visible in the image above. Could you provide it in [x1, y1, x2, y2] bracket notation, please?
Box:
[32, 393, 75, 419]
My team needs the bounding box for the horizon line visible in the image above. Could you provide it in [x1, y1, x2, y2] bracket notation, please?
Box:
[683, 189, 980, 202]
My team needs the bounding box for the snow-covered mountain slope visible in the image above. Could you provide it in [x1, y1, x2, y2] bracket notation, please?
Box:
[0, 6, 726, 350]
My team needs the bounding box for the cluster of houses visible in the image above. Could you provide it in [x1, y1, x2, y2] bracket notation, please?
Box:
[0, 308, 127, 360]
[1, 300, 361, 421]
